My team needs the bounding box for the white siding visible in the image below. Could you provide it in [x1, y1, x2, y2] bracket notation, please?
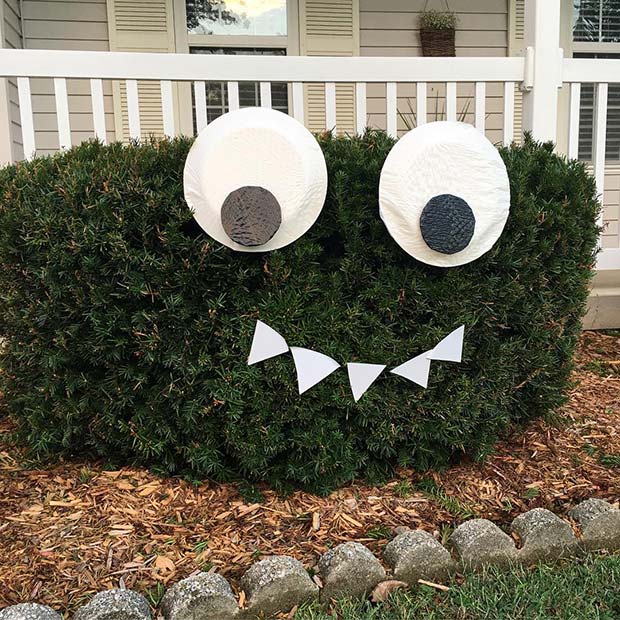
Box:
[22, 0, 114, 155]
[3, 0, 23, 161]
[360, 0, 509, 143]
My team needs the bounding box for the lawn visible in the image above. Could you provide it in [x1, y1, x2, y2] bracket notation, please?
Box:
[296, 554, 620, 620]
[0, 331, 619, 612]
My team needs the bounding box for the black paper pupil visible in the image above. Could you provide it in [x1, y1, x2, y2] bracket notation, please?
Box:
[419, 194, 475, 255]
[221, 186, 282, 247]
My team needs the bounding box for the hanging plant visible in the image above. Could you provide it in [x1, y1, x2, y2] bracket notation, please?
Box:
[419, 4, 458, 57]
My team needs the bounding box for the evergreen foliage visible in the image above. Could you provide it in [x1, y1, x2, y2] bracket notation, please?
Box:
[0, 132, 599, 492]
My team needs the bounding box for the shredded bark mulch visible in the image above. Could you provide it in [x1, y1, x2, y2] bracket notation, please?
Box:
[1, 331, 619, 612]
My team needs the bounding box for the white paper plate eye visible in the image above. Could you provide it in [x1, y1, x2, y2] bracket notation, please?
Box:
[183, 107, 328, 252]
[378, 121, 510, 267]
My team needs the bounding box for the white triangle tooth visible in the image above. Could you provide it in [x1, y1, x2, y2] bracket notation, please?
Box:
[247, 320, 289, 365]
[390, 351, 432, 388]
[347, 363, 386, 402]
[427, 325, 465, 363]
[290, 347, 340, 395]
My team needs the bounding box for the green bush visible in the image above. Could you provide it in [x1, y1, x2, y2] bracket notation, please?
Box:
[0, 132, 599, 492]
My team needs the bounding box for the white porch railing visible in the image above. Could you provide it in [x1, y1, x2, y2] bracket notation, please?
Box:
[0, 0, 618, 270]
[2, 51, 525, 147]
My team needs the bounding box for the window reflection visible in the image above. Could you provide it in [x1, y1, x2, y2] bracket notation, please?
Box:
[573, 0, 620, 43]
[187, 0, 287, 36]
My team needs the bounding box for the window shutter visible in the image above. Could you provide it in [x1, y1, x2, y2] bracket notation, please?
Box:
[508, 0, 525, 144]
[107, 0, 176, 140]
[299, 0, 359, 134]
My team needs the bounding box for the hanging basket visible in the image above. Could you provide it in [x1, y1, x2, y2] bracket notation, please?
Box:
[420, 27, 455, 57]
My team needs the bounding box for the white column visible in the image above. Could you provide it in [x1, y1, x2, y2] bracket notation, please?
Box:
[521, 0, 563, 143]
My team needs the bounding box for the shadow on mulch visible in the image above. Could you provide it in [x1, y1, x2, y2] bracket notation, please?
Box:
[0, 331, 619, 612]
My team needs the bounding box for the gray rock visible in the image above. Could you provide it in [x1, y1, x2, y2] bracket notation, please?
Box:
[318, 542, 386, 603]
[511, 508, 580, 564]
[0, 604, 61, 620]
[569, 498, 616, 528]
[160, 572, 238, 620]
[570, 499, 620, 552]
[240, 556, 318, 618]
[450, 519, 517, 569]
[384, 530, 454, 586]
[74, 590, 150, 620]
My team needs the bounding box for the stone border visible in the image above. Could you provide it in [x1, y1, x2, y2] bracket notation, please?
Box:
[1, 499, 619, 620]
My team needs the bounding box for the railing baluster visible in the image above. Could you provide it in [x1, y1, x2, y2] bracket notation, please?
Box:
[568, 82, 581, 160]
[593, 82, 608, 237]
[292, 82, 304, 124]
[355, 82, 366, 135]
[90, 78, 107, 144]
[475, 81, 485, 132]
[160, 79, 174, 138]
[194, 81, 207, 133]
[503, 81, 515, 146]
[125, 79, 140, 140]
[325, 82, 336, 131]
[416, 82, 427, 126]
[54, 77, 71, 150]
[227, 81, 240, 111]
[260, 82, 271, 108]
[446, 82, 457, 121]
[17, 77, 35, 160]
[386, 82, 397, 138]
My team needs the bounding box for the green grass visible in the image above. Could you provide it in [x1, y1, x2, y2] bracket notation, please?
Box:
[295, 554, 620, 620]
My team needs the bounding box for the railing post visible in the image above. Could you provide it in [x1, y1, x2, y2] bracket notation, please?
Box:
[0, 78, 13, 165]
[521, 0, 563, 143]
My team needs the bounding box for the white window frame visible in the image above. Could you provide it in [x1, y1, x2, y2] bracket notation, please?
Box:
[174, 0, 299, 55]
[173, 0, 299, 135]
[559, 0, 620, 161]
[572, 0, 620, 50]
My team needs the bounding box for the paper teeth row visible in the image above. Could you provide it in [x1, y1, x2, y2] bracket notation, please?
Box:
[248, 321, 465, 401]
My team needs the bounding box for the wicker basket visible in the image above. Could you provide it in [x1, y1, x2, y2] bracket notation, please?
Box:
[420, 27, 455, 57]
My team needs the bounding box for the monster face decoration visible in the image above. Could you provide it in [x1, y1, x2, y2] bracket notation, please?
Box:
[183, 107, 328, 252]
[183, 109, 510, 401]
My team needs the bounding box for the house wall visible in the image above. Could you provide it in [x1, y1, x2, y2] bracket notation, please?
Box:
[359, 0, 509, 144]
[602, 164, 620, 250]
[21, 0, 115, 155]
[2, 0, 23, 161]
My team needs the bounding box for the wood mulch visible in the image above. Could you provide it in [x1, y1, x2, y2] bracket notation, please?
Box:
[0, 331, 619, 613]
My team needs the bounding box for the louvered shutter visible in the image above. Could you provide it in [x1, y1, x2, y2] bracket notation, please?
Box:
[508, 0, 525, 144]
[107, 0, 176, 140]
[299, 0, 359, 134]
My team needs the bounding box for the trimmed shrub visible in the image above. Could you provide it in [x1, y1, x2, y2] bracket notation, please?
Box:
[0, 132, 599, 492]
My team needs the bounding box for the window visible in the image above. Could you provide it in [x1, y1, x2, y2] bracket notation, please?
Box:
[572, 3, 620, 160]
[187, 0, 287, 36]
[573, 0, 620, 43]
[183, 1, 292, 131]
[190, 48, 288, 128]
[576, 57, 620, 160]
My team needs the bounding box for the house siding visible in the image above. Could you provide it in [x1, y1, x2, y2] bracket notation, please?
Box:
[601, 164, 620, 250]
[359, 0, 508, 144]
[3, 0, 23, 161]
[22, 0, 114, 155]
